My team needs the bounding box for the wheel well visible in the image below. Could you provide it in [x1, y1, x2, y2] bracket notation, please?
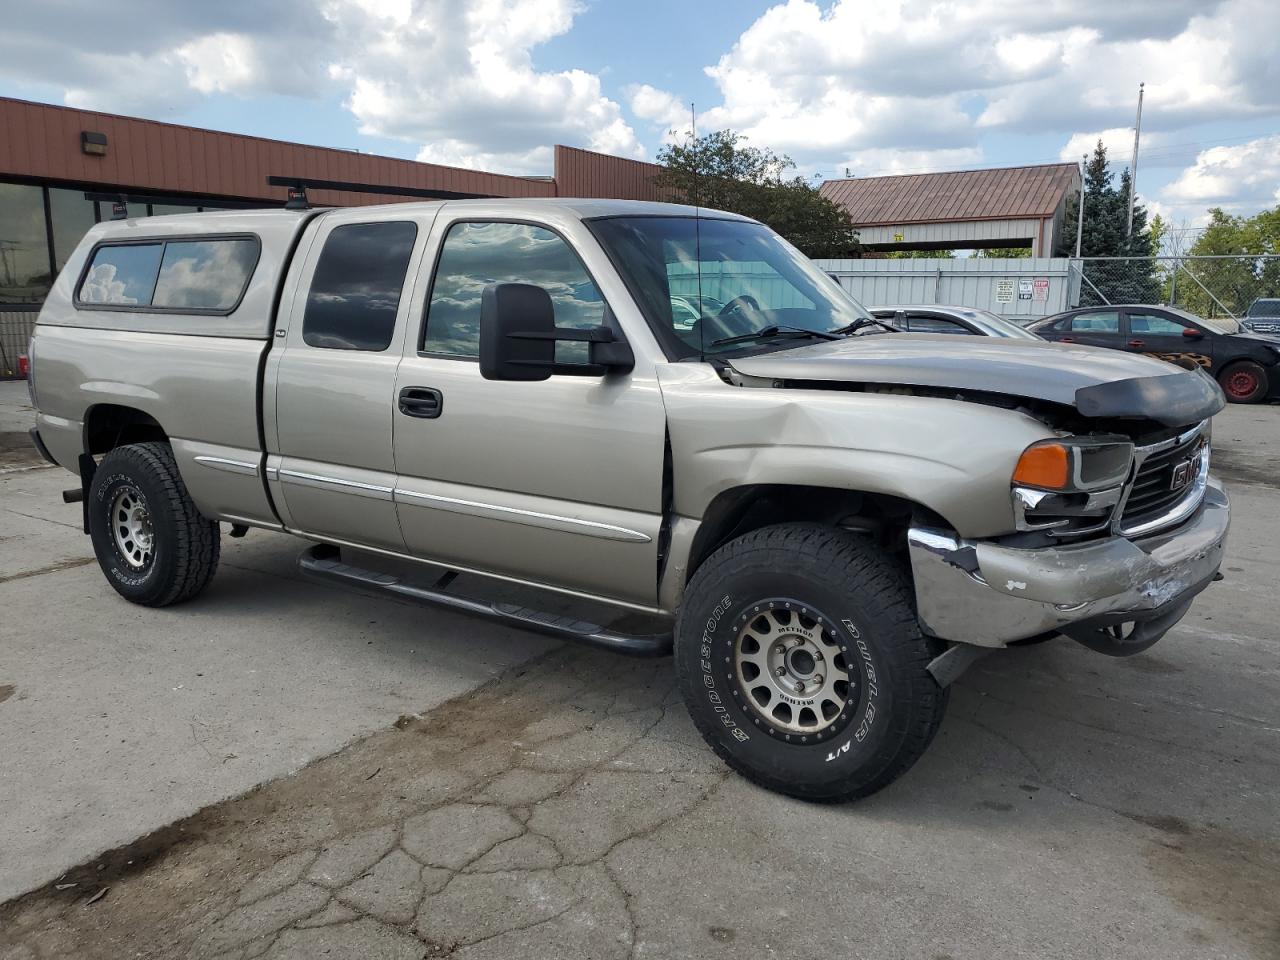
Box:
[84, 404, 168, 455]
[685, 484, 946, 582]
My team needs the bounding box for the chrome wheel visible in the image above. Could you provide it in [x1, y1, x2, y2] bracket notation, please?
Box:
[733, 603, 854, 736]
[111, 485, 154, 569]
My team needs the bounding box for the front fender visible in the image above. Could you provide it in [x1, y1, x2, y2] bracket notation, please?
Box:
[657, 363, 1055, 540]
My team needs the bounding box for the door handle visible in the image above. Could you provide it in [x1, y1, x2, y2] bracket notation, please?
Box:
[398, 386, 443, 419]
[1060, 336, 1075, 342]
[1128, 339, 1145, 348]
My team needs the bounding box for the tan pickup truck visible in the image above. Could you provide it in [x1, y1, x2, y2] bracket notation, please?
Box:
[28, 198, 1229, 801]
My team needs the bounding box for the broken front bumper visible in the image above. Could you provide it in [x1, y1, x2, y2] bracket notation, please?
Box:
[907, 478, 1229, 651]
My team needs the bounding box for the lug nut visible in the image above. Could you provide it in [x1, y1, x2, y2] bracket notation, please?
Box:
[774, 644, 786, 655]
[813, 675, 823, 685]
[795, 682, 806, 694]
[775, 666, 786, 677]
[814, 650, 823, 661]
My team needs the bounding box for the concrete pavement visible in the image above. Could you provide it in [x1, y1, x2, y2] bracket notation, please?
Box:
[1, 381, 1278, 958]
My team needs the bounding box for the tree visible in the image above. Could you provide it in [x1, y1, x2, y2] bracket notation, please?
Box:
[1175, 206, 1280, 317]
[1056, 139, 1159, 303]
[976, 246, 1030, 258]
[655, 131, 861, 258]
[884, 249, 955, 259]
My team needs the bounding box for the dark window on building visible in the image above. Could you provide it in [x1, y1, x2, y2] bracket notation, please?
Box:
[79, 244, 163, 306]
[423, 221, 605, 358]
[303, 221, 417, 351]
[48, 187, 99, 272]
[0, 183, 52, 304]
[153, 238, 258, 310]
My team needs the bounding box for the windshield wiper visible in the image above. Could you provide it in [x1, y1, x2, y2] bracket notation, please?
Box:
[828, 317, 900, 336]
[709, 324, 843, 348]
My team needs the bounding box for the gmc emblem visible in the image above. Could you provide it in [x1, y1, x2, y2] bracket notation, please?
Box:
[1170, 451, 1202, 492]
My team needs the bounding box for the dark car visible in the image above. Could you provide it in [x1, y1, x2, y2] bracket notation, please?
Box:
[1030, 304, 1280, 403]
[1244, 298, 1280, 335]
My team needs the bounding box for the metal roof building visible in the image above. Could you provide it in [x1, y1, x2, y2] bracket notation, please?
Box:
[0, 97, 672, 373]
[820, 162, 1081, 256]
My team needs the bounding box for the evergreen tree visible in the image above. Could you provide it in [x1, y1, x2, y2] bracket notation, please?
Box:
[1056, 140, 1159, 302]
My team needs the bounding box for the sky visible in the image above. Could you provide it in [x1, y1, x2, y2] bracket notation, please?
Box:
[2, 0, 1278, 233]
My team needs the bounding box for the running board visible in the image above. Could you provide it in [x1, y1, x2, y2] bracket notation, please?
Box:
[298, 544, 672, 658]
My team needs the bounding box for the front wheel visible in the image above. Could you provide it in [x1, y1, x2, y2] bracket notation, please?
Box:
[1218, 360, 1268, 403]
[88, 442, 220, 606]
[675, 524, 948, 802]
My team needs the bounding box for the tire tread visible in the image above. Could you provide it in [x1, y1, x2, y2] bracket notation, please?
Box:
[676, 523, 947, 802]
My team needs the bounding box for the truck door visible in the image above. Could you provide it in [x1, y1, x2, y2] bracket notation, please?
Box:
[391, 213, 667, 607]
[265, 210, 430, 550]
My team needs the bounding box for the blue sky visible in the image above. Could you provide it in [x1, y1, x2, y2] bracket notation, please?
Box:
[2, 0, 1278, 231]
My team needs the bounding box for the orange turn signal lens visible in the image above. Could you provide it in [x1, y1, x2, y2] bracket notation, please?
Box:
[1012, 442, 1070, 490]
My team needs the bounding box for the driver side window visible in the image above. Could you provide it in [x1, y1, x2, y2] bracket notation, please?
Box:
[423, 221, 605, 358]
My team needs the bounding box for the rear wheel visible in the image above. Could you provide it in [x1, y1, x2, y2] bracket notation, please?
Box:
[88, 442, 220, 606]
[1218, 360, 1268, 403]
[674, 523, 948, 802]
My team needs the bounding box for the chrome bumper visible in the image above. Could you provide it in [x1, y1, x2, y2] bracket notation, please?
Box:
[907, 478, 1229, 649]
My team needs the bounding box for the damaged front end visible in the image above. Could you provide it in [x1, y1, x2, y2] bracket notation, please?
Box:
[907, 478, 1228, 668]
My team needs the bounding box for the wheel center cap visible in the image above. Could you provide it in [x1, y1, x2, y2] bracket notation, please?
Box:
[788, 648, 817, 677]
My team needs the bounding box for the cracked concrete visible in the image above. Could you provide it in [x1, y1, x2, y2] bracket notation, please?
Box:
[2, 392, 1279, 959]
[3, 621, 1280, 960]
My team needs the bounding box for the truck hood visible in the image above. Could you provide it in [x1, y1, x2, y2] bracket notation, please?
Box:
[727, 334, 1225, 427]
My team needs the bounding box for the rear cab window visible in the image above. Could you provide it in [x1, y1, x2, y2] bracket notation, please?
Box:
[77, 236, 259, 313]
[302, 221, 418, 351]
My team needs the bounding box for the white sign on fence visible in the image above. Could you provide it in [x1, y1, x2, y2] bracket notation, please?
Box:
[995, 278, 1015, 304]
[1018, 278, 1033, 300]
[1033, 278, 1049, 301]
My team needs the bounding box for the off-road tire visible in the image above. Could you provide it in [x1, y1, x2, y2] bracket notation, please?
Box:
[1217, 360, 1268, 404]
[675, 523, 948, 802]
[88, 442, 220, 606]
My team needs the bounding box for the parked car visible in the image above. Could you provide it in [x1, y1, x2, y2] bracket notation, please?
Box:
[1030, 304, 1280, 403]
[870, 304, 1042, 339]
[28, 199, 1229, 802]
[1243, 298, 1280, 335]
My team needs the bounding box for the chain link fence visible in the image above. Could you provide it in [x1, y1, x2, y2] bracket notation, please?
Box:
[1072, 255, 1280, 320]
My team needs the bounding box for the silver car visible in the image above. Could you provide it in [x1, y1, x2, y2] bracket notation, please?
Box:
[871, 304, 1043, 338]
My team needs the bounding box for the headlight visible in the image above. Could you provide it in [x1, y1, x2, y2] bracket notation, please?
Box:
[1011, 437, 1134, 535]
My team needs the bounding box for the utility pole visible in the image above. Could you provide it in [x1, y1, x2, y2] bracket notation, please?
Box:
[1074, 153, 1086, 258]
[1126, 81, 1144, 237]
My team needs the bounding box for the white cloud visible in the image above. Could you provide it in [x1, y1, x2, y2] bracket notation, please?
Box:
[627, 84, 691, 140]
[1059, 128, 1142, 165]
[0, 0, 640, 176]
[1162, 135, 1280, 209]
[324, 0, 642, 173]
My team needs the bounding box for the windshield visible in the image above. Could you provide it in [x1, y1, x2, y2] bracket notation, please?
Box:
[589, 216, 873, 357]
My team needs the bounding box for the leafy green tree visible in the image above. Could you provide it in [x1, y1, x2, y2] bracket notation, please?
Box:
[1176, 206, 1280, 317]
[655, 131, 861, 258]
[976, 246, 1030, 258]
[884, 249, 955, 259]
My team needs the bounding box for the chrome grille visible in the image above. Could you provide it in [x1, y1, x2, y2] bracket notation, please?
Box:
[1118, 423, 1208, 536]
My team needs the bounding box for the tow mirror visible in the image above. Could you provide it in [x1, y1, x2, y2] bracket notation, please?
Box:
[478, 282, 634, 382]
[1181, 327, 1203, 339]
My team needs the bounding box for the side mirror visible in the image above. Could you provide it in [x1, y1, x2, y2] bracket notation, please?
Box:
[479, 282, 634, 382]
[1182, 327, 1203, 339]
